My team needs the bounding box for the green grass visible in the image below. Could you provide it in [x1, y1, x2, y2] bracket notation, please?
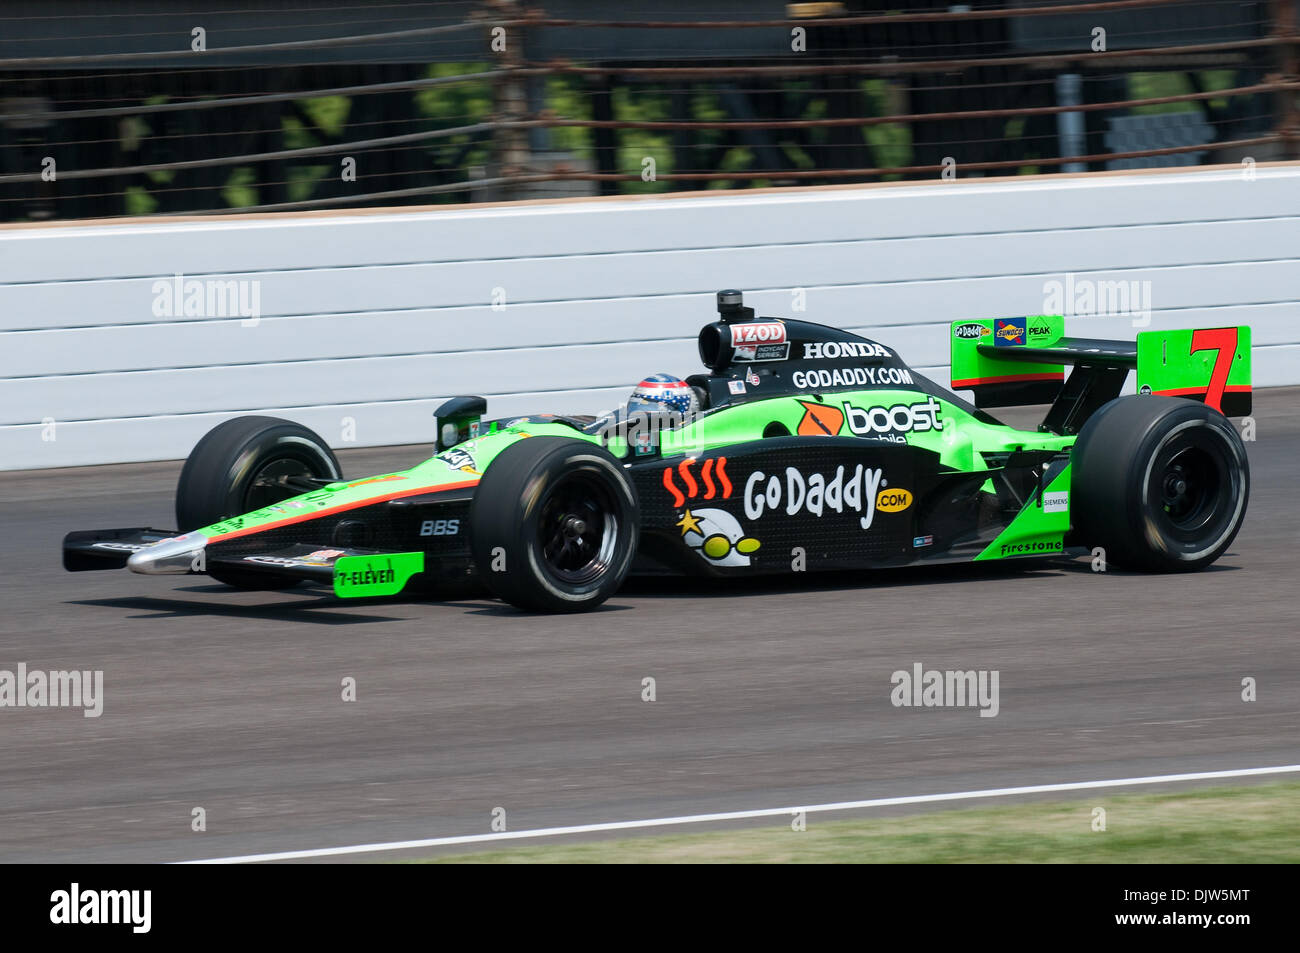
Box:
[415, 781, 1300, 864]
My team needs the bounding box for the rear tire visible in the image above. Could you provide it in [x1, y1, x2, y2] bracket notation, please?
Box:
[176, 416, 342, 589]
[470, 437, 638, 612]
[1071, 396, 1248, 571]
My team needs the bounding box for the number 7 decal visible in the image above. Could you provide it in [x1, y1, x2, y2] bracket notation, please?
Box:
[1136, 325, 1250, 417]
[1189, 327, 1238, 414]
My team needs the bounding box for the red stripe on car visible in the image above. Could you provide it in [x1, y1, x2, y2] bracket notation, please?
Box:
[207, 479, 480, 544]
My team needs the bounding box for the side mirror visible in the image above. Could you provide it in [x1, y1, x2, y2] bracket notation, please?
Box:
[433, 396, 487, 450]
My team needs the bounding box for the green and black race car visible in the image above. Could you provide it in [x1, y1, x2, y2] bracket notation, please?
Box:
[63, 290, 1252, 612]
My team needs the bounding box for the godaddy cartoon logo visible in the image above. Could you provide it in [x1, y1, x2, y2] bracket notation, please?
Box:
[676, 508, 760, 567]
[662, 457, 733, 508]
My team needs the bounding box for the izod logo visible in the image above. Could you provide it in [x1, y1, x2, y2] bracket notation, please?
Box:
[731, 322, 787, 345]
[876, 488, 912, 512]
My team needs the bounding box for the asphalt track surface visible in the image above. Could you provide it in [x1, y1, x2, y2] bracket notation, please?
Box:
[1, 390, 1297, 863]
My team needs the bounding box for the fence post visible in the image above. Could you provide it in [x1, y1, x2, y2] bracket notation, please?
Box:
[1276, 0, 1299, 160]
[484, 0, 531, 199]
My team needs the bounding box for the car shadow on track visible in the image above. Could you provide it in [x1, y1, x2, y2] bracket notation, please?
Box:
[69, 595, 404, 624]
[431, 560, 1081, 615]
[66, 554, 1242, 621]
[1050, 556, 1244, 576]
[437, 600, 637, 617]
[454, 554, 1245, 613]
[612, 558, 1080, 602]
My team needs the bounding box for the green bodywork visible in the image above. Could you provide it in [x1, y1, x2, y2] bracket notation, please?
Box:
[196, 389, 1077, 570]
[333, 552, 425, 597]
[949, 314, 1066, 388]
[974, 464, 1072, 561]
[71, 309, 1253, 596]
[1136, 326, 1252, 398]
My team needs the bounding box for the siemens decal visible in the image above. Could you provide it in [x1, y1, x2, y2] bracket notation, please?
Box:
[791, 366, 914, 389]
[744, 465, 886, 530]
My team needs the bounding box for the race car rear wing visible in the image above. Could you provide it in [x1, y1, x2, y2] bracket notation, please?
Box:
[949, 316, 1251, 434]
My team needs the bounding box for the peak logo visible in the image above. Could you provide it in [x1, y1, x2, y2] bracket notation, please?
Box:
[994, 318, 1027, 346]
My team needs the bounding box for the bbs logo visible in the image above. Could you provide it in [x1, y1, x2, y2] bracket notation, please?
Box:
[420, 519, 460, 537]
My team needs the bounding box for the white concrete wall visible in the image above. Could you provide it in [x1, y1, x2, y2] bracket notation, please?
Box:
[2, 164, 1298, 470]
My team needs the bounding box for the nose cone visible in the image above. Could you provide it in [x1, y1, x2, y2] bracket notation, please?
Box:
[127, 532, 208, 575]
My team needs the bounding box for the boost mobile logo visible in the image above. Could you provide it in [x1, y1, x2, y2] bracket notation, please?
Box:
[842, 397, 944, 441]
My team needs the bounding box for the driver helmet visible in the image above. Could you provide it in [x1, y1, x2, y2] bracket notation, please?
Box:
[627, 374, 699, 417]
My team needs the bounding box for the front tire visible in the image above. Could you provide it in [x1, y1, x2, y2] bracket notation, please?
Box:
[176, 416, 342, 589]
[1071, 396, 1248, 571]
[470, 437, 639, 612]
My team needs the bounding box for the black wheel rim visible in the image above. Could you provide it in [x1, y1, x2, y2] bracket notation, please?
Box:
[537, 471, 619, 587]
[243, 456, 316, 512]
[1159, 451, 1216, 527]
[1146, 427, 1236, 545]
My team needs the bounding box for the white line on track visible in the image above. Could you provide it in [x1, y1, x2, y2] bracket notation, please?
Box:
[181, 763, 1300, 864]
